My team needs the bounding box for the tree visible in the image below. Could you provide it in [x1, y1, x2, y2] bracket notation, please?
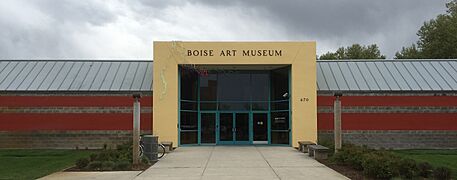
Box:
[395, 0, 457, 59]
[319, 44, 386, 60]
[394, 44, 422, 59]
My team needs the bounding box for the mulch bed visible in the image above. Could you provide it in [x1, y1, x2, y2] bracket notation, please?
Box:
[317, 159, 368, 180]
[65, 162, 154, 172]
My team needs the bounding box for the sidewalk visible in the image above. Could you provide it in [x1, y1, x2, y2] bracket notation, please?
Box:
[136, 146, 348, 180]
[42, 146, 348, 180]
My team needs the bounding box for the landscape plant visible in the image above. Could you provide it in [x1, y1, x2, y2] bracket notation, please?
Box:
[74, 141, 150, 171]
[330, 144, 453, 179]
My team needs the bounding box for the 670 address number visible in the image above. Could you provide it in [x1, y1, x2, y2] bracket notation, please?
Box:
[299, 97, 310, 102]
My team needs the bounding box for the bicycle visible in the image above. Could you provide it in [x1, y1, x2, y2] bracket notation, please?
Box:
[139, 136, 166, 159]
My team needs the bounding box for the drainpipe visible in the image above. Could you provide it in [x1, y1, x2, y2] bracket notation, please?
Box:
[334, 92, 342, 153]
[132, 93, 141, 166]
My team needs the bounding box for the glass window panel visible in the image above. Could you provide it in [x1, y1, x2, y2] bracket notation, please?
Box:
[180, 111, 197, 130]
[251, 72, 269, 101]
[271, 132, 289, 144]
[218, 102, 250, 111]
[271, 67, 289, 101]
[217, 72, 251, 101]
[180, 67, 198, 100]
[271, 101, 289, 111]
[200, 73, 217, 101]
[271, 111, 289, 130]
[180, 131, 197, 144]
[252, 102, 268, 111]
[200, 102, 217, 110]
[180, 101, 197, 110]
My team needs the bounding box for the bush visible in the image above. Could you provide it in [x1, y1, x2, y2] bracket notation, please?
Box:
[76, 141, 141, 171]
[101, 161, 115, 171]
[317, 139, 335, 156]
[75, 158, 89, 169]
[141, 156, 150, 165]
[87, 161, 102, 171]
[331, 144, 371, 170]
[114, 161, 131, 170]
[434, 166, 451, 180]
[361, 151, 400, 179]
[96, 151, 112, 161]
[398, 158, 418, 179]
[89, 153, 98, 161]
[116, 141, 132, 152]
[417, 162, 433, 178]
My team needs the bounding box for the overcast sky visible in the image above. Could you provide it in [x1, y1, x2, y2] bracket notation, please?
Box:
[0, 0, 449, 59]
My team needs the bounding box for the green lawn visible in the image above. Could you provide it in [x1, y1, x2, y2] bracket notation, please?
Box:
[393, 149, 457, 177]
[0, 149, 94, 180]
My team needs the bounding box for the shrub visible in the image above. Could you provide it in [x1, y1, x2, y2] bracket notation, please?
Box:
[361, 151, 400, 179]
[101, 161, 115, 171]
[317, 139, 335, 156]
[90, 150, 121, 162]
[87, 161, 102, 171]
[417, 162, 433, 178]
[96, 151, 112, 161]
[398, 158, 418, 179]
[434, 166, 451, 180]
[89, 153, 98, 161]
[331, 144, 371, 170]
[75, 158, 89, 169]
[141, 156, 150, 165]
[114, 161, 131, 170]
[116, 141, 132, 151]
[76, 141, 138, 171]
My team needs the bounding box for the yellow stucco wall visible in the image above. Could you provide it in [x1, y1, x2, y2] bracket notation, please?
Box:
[153, 41, 316, 147]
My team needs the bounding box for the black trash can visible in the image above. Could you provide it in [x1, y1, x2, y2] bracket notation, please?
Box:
[142, 135, 158, 162]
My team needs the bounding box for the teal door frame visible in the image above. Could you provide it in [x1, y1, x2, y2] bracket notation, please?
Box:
[217, 111, 251, 145]
[252, 111, 270, 144]
[199, 110, 270, 145]
[199, 111, 218, 145]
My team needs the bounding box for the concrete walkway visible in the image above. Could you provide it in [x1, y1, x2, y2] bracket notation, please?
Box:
[136, 146, 348, 180]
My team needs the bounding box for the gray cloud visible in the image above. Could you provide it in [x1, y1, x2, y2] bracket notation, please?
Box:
[189, 0, 448, 56]
[0, 0, 449, 59]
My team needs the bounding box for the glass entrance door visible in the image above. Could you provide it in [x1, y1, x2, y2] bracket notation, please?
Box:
[218, 112, 250, 144]
[219, 113, 233, 143]
[200, 113, 216, 144]
[253, 113, 268, 144]
[235, 113, 249, 143]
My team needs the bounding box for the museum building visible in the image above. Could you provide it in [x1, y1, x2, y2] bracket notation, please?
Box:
[0, 41, 456, 149]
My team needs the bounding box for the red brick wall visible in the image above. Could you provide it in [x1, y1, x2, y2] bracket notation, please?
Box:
[317, 95, 457, 130]
[1, 93, 456, 149]
[317, 95, 457, 149]
[0, 95, 153, 131]
[0, 94, 153, 149]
